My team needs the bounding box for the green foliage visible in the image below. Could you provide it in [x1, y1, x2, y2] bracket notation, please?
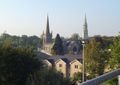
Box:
[51, 34, 64, 55]
[0, 41, 73, 85]
[102, 78, 118, 85]
[85, 38, 110, 79]
[70, 33, 80, 41]
[93, 35, 114, 49]
[26, 68, 72, 85]
[109, 35, 120, 69]
[0, 43, 41, 85]
[73, 72, 82, 83]
[0, 33, 42, 51]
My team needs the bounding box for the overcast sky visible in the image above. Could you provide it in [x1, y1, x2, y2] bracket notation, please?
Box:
[0, 0, 120, 37]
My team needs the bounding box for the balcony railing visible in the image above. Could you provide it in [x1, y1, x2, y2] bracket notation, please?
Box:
[78, 68, 120, 85]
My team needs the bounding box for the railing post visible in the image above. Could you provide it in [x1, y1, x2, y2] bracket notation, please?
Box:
[118, 75, 120, 85]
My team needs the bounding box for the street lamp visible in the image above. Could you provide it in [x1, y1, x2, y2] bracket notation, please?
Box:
[82, 40, 85, 83]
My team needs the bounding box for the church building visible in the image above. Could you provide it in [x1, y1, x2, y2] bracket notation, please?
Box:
[38, 15, 89, 79]
[42, 15, 88, 55]
[42, 16, 53, 54]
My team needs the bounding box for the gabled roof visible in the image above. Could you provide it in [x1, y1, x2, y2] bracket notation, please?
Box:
[37, 52, 51, 60]
[46, 54, 82, 64]
[55, 58, 67, 64]
[69, 59, 82, 65]
[44, 59, 54, 64]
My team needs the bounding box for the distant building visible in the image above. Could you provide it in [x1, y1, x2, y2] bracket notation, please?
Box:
[44, 59, 53, 68]
[69, 59, 82, 78]
[42, 15, 88, 55]
[63, 40, 82, 54]
[42, 16, 53, 54]
[43, 55, 82, 78]
[38, 15, 89, 79]
[82, 15, 88, 41]
[55, 59, 67, 77]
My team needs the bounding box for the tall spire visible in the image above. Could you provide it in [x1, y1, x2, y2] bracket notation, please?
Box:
[82, 14, 88, 40]
[44, 15, 52, 43]
[84, 14, 87, 26]
[46, 15, 50, 35]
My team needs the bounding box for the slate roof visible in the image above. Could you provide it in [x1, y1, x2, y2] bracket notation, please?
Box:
[37, 52, 51, 60]
[37, 51, 83, 64]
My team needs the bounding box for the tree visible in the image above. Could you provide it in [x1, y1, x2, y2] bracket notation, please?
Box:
[85, 38, 110, 79]
[0, 33, 42, 51]
[51, 34, 64, 55]
[70, 33, 80, 41]
[73, 72, 82, 83]
[0, 43, 41, 85]
[26, 68, 72, 85]
[109, 35, 120, 69]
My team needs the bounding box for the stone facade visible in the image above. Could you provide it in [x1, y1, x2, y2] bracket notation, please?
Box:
[69, 59, 82, 78]
[43, 55, 82, 78]
[55, 59, 67, 77]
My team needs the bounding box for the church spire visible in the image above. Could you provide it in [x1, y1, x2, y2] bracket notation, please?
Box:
[46, 15, 50, 35]
[82, 15, 88, 40]
[84, 14, 87, 26]
[44, 15, 52, 43]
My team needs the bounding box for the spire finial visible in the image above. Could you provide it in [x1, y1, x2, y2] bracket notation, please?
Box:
[84, 14, 87, 25]
[82, 14, 88, 40]
[46, 15, 50, 35]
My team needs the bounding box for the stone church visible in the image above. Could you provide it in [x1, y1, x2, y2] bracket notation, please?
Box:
[38, 15, 89, 78]
[42, 16, 53, 54]
[42, 15, 88, 55]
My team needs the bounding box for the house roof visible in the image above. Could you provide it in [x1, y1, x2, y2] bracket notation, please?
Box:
[45, 59, 54, 64]
[37, 52, 51, 60]
[37, 51, 82, 64]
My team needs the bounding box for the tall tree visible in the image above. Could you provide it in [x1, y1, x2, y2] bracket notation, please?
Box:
[51, 34, 64, 55]
[0, 43, 41, 85]
[109, 35, 120, 69]
[85, 38, 110, 79]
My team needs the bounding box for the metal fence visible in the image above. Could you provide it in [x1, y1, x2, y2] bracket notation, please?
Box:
[79, 68, 120, 85]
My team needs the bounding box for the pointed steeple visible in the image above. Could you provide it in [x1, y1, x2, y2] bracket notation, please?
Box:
[44, 15, 52, 43]
[84, 14, 87, 26]
[46, 15, 50, 35]
[82, 14, 88, 40]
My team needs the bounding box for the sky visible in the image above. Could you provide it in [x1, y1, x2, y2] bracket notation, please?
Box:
[0, 0, 120, 38]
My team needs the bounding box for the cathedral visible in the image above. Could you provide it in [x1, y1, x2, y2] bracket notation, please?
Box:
[42, 16, 53, 54]
[42, 15, 88, 55]
[39, 15, 89, 79]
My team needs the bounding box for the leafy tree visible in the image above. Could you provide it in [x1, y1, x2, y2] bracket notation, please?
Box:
[0, 33, 42, 51]
[73, 72, 82, 83]
[51, 34, 64, 55]
[109, 35, 120, 69]
[70, 33, 80, 41]
[93, 35, 114, 49]
[102, 78, 118, 85]
[26, 68, 72, 85]
[0, 43, 41, 85]
[85, 38, 110, 79]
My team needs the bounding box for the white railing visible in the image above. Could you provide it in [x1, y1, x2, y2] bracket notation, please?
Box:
[79, 68, 120, 85]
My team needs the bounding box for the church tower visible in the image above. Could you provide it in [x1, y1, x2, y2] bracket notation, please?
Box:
[42, 16, 53, 54]
[82, 15, 88, 40]
[45, 16, 52, 43]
